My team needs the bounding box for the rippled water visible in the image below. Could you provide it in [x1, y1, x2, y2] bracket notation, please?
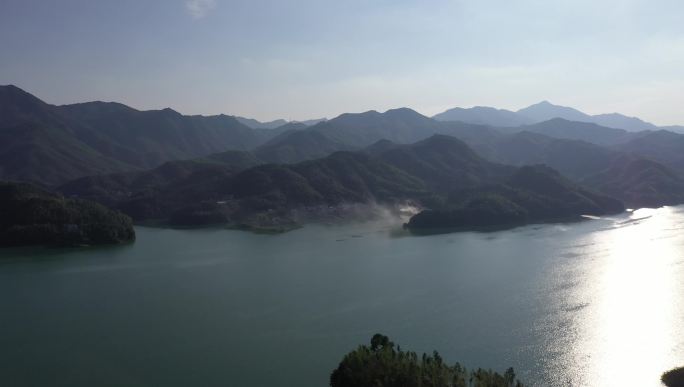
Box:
[2, 207, 684, 386]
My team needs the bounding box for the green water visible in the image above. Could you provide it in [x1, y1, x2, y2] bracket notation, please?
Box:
[2, 207, 684, 386]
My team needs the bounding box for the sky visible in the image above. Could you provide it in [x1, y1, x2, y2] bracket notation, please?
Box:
[1, 0, 683, 124]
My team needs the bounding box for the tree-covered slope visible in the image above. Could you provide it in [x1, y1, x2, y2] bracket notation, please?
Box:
[56, 102, 269, 168]
[0, 123, 133, 186]
[256, 108, 503, 165]
[469, 131, 618, 180]
[61, 134, 510, 228]
[0, 181, 135, 247]
[254, 129, 355, 164]
[580, 156, 684, 208]
[58, 150, 262, 207]
[512, 118, 633, 146]
[433, 105, 532, 127]
[616, 130, 684, 171]
[452, 130, 684, 208]
[374, 135, 513, 192]
[143, 151, 433, 228]
[0, 85, 282, 185]
[61, 134, 627, 232]
[330, 334, 524, 387]
[406, 165, 624, 231]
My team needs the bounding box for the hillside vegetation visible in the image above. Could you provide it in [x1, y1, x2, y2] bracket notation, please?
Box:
[406, 165, 624, 231]
[0, 182, 135, 247]
[330, 334, 524, 387]
[60, 135, 624, 232]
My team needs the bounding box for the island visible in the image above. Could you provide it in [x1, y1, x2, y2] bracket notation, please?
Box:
[0, 182, 135, 247]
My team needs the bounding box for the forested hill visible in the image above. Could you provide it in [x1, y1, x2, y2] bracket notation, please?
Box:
[406, 165, 625, 232]
[0, 85, 283, 185]
[0, 181, 135, 247]
[59, 134, 624, 232]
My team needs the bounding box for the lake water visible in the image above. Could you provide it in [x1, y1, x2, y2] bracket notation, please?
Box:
[2, 207, 684, 386]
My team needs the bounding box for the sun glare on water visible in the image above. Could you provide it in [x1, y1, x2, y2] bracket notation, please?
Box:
[570, 207, 684, 386]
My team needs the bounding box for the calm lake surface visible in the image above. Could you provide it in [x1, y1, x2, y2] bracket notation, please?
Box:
[2, 207, 684, 386]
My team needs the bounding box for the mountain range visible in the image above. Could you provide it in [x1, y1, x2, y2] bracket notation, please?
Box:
[58, 133, 632, 231]
[0, 85, 289, 185]
[434, 100, 684, 133]
[235, 116, 326, 129]
[5, 84, 684, 232]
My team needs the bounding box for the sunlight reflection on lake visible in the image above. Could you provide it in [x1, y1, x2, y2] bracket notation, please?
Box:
[555, 207, 684, 386]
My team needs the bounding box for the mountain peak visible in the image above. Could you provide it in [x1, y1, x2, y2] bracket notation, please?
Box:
[1, 84, 23, 92]
[517, 100, 591, 123]
[160, 107, 182, 116]
[0, 84, 47, 105]
[384, 107, 419, 114]
[383, 107, 429, 120]
[523, 100, 560, 109]
[432, 105, 531, 126]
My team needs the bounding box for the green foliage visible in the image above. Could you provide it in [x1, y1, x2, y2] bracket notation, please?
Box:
[407, 165, 624, 231]
[330, 334, 524, 387]
[408, 194, 528, 230]
[0, 182, 135, 247]
[662, 366, 684, 387]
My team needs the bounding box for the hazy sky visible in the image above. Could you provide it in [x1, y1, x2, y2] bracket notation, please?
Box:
[1, 0, 683, 124]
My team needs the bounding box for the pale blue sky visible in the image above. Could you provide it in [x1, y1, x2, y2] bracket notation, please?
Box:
[1, 0, 683, 124]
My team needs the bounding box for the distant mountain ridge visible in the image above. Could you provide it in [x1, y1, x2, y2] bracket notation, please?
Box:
[6, 84, 684, 218]
[257, 107, 503, 164]
[434, 100, 677, 133]
[236, 116, 327, 129]
[432, 106, 532, 127]
[0, 85, 290, 185]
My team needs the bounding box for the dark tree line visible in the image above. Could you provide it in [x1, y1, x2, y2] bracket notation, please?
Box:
[330, 334, 524, 387]
[0, 182, 135, 247]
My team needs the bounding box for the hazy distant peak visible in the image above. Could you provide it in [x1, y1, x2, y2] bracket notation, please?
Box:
[519, 100, 571, 111]
[533, 117, 596, 126]
[517, 101, 591, 123]
[334, 110, 381, 120]
[0, 84, 33, 96]
[1, 84, 25, 93]
[363, 138, 398, 155]
[432, 105, 531, 127]
[470, 106, 513, 112]
[591, 112, 657, 131]
[235, 116, 288, 129]
[160, 107, 182, 116]
[292, 118, 327, 126]
[0, 84, 47, 106]
[384, 107, 422, 115]
[59, 100, 140, 115]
